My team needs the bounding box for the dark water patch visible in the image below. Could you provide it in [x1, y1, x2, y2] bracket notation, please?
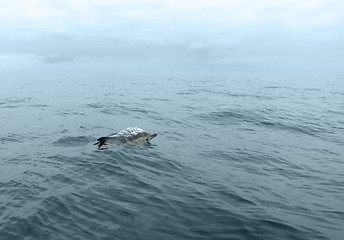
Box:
[1, 104, 21, 109]
[141, 151, 184, 172]
[198, 110, 251, 125]
[311, 148, 341, 156]
[123, 155, 176, 178]
[199, 109, 336, 139]
[263, 86, 297, 90]
[180, 104, 197, 111]
[331, 91, 344, 96]
[177, 89, 200, 95]
[42, 155, 86, 168]
[165, 117, 202, 130]
[0, 177, 50, 225]
[321, 210, 344, 224]
[0, 156, 189, 239]
[200, 149, 311, 182]
[0, 97, 32, 108]
[131, 107, 149, 114]
[253, 219, 324, 240]
[215, 188, 257, 207]
[29, 104, 51, 108]
[200, 150, 243, 163]
[53, 136, 95, 147]
[56, 109, 86, 116]
[0, 97, 31, 104]
[78, 124, 106, 131]
[158, 130, 188, 144]
[223, 91, 250, 98]
[6, 195, 103, 240]
[201, 149, 282, 167]
[269, 166, 316, 181]
[93, 149, 183, 182]
[160, 192, 252, 240]
[92, 102, 150, 117]
[141, 97, 172, 102]
[86, 101, 163, 122]
[304, 88, 321, 92]
[198, 109, 286, 128]
[3, 155, 32, 166]
[178, 87, 274, 101]
[86, 102, 127, 114]
[49, 173, 80, 186]
[85, 102, 104, 109]
[150, 114, 164, 121]
[259, 121, 319, 136]
[252, 94, 275, 100]
[0, 133, 24, 143]
[79, 160, 126, 181]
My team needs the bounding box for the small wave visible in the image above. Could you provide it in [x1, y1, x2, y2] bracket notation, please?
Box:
[29, 104, 51, 108]
[254, 219, 327, 240]
[177, 89, 199, 95]
[85, 103, 104, 109]
[198, 110, 259, 126]
[304, 88, 321, 92]
[0, 133, 24, 143]
[56, 110, 86, 116]
[199, 110, 332, 137]
[141, 97, 172, 102]
[258, 120, 318, 136]
[216, 188, 257, 207]
[0, 97, 31, 108]
[53, 136, 95, 147]
[86, 102, 129, 113]
[87, 102, 146, 117]
[263, 86, 296, 91]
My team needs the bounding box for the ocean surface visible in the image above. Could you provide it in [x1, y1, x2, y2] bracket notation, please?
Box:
[0, 70, 343, 240]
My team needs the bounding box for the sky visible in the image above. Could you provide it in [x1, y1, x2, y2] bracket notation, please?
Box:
[0, 0, 343, 71]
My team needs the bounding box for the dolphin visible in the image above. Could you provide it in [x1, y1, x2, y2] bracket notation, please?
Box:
[94, 127, 157, 149]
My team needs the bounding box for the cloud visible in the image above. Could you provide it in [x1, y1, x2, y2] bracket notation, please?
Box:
[0, 0, 343, 71]
[40, 54, 75, 63]
[1, 0, 343, 28]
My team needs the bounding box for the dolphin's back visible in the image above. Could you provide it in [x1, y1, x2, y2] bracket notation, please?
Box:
[94, 127, 152, 149]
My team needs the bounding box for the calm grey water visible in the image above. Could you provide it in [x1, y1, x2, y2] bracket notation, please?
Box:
[0, 70, 343, 240]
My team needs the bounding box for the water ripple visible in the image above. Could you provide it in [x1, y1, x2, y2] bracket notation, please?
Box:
[53, 136, 95, 147]
[1, 71, 343, 240]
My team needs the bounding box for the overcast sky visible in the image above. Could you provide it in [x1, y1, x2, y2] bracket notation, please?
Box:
[0, 0, 343, 71]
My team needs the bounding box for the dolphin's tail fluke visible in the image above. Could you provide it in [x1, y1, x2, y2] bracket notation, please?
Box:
[94, 137, 107, 149]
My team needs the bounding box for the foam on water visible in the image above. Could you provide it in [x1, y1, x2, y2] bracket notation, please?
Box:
[114, 127, 144, 137]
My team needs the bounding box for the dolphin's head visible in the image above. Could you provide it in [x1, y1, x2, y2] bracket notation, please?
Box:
[146, 133, 157, 141]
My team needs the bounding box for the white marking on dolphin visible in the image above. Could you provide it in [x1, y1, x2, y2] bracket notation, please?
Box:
[94, 127, 157, 149]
